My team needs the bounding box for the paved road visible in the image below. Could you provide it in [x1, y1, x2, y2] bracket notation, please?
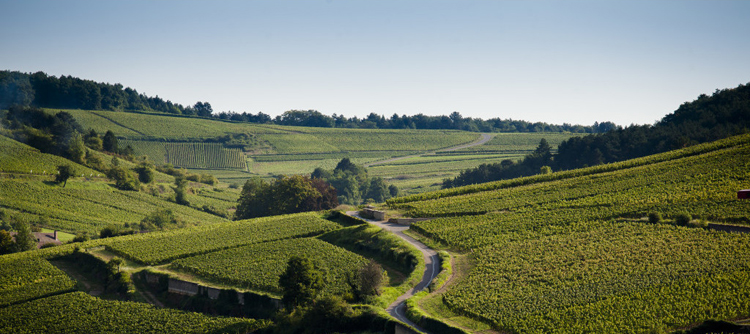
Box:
[347, 211, 439, 334]
[365, 133, 493, 167]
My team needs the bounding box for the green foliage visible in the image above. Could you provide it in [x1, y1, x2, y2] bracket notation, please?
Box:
[140, 209, 177, 230]
[106, 212, 340, 265]
[0, 257, 76, 307]
[173, 176, 189, 205]
[279, 256, 326, 309]
[107, 166, 140, 191]
[55, 164, 74, 187]
[133, 163, 154, 184]
[11, 218, 36, 252]
[315, 158, 398, 205]
[66, 131, 86, 164]
[103, 130, 118, 152]
[648, 212, 662, 224]
[356, 260, 385, 297]
[674, 212, 692, 226]
[0, 230, 14, 254]
[0, 292, 269, 333]
[171, 238, 367, 296]
[235, 175, 337, 219]
[83, 129, 103, 150]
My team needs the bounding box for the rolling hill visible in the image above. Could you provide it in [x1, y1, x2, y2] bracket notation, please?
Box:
[387, 133, 750, 333]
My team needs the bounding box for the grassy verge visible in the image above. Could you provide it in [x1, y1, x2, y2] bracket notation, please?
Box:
[318, 224, 424, 308]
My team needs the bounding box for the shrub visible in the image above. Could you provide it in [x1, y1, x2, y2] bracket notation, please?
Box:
[648, 212, 662, 224]
[674, 213, 692, 226]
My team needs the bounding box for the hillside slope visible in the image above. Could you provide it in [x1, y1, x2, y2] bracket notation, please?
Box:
[0, 135, 228, 235]
[391, 133, 750, 333]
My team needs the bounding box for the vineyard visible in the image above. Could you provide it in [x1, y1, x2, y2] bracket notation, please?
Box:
[0, 135, 99, 176]
[0, 292, 269, 334]
[171, 238, 368, 295]
[105, 212, 342, 265]
[392, 133, 750, 333]
[0, 179, 227, 235]
[0, 257, 76, 307]
[122, 140, 246, 170]
[443, 132, 579, 154]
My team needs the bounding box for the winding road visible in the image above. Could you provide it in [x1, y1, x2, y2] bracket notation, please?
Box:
[347, 211, 439, 334]
[364, 133, 493, 167]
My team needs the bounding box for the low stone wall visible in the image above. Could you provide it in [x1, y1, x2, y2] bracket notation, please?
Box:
[360, 208, 387, 221]
[142, 271, 281, 309]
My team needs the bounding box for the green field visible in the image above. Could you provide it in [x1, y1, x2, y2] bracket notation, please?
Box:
[0, 292, 268, 334]
[58, 109, 587, 194]
[0, 257, 76, 307]
[171, 237, 368, 295]
[105, 212, 342, 265]
[0, 135, 100, 176]
[390, 133, 750, 333]
[0, 178, 227, 235]
[121, 140, 246, 170]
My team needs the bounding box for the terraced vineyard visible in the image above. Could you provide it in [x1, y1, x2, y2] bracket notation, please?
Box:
[0, 292, 268, 334]
[105, 212, 341, 265]
[393, 133, 750, 333]
[171, 238, 368, 295]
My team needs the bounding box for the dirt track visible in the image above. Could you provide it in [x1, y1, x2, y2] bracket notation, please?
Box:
[347, 211, 438, 334]
[364, 133, 492, 167]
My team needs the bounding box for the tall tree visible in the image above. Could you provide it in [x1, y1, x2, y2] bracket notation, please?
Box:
[11, 218, 36, 252]
[278, 256, 325, 309]
[102, 130, 118, 152]
[56, 165, 74, 187]
[0, 230, 14, 255]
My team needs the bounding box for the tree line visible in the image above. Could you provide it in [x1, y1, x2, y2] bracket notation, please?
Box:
[1, 70, 616, 134]
[0, 70, 213, 116]
[445, 83, 750, 188]
[216, 109, 616, 133]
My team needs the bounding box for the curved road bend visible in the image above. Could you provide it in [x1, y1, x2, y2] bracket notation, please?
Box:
[346, 211, 439, 334]
[365, 133, 493, 167]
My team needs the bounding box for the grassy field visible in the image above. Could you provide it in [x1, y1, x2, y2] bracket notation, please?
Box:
[389, 133, 750, 333]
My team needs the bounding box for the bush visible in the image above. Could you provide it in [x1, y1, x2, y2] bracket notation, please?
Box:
[674, 213, 692, 226]
[648, 212, 662, 224]
[72, 232, 89, 243]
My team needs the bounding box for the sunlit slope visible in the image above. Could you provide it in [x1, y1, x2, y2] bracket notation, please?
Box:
[391, 133, 750, 333]
[0, 135, 226, 234]
[0, 135, 99, 176]
[63, 109, 479, 154]
[391, 133, 750, 218]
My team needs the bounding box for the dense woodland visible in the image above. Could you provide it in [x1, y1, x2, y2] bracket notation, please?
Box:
[0, 70, 613, 133]
[445, 83, 750, 188]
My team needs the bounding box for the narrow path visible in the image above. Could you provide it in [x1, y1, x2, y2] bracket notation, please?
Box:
[347, 211, 439, 334]
[365, 133, 492, 167]
[90, 112, 147, 136]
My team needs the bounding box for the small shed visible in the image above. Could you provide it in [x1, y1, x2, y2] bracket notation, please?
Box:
[739, 189, 750, 199]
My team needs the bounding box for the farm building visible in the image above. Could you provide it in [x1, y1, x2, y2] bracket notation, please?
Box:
[9, 230, 62, 248]
[739, 189, 750, 199]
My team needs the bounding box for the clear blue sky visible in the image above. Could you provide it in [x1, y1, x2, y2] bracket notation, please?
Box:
[1, 0, 749, 126]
